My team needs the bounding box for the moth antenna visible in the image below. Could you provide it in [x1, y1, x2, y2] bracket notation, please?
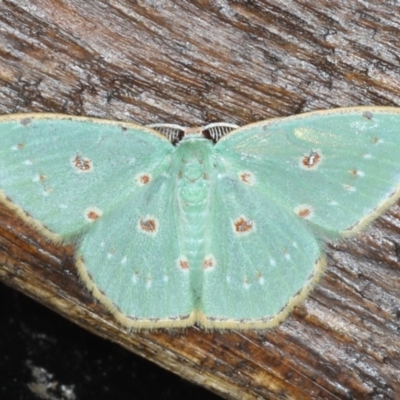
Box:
[202, 122, 239, 141]
[148, 122, 239, 143]
[146, 123, 186, 143]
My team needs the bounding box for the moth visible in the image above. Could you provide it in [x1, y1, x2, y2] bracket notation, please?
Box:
[1, 107, 399, 329]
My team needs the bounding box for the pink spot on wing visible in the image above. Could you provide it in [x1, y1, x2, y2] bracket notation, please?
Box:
[239, 171, 255, 185]
[140, 219, 156, 232]
[203, 255, 216, 270]
[84, 207, 103, 222]
[233, 216, 254, 235]
[138, 216, 159, 236]
[141, 175, 150, 184]
[71, 153, 93, 173]
[178, 257, 190, 271]
[136, 173, 152, 186]
[295, 204, 313, 219]
[300, 150, 322, 170]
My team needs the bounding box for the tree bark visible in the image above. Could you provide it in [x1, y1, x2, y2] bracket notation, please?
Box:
[1, 1, 400, 398]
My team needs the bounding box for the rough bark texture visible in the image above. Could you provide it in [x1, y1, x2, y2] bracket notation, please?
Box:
[1, 1, 400, 399]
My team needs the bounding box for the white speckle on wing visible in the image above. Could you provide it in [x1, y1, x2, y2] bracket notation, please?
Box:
[33, 175, 41, 182]
[343, 184, 356, 192]
[349, 169, 365, 178]
[146, 277, 152, 289]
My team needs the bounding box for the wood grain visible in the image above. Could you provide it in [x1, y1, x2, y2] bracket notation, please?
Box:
[1, 1, 400, 398]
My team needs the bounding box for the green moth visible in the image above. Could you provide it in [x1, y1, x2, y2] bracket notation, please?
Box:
[0, 107, 399, 329]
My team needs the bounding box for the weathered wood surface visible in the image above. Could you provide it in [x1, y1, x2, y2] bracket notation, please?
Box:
[1, 1, 400, 398]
